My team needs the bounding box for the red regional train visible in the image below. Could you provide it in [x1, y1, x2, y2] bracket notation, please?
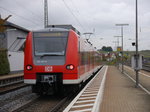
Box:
[24, 25, 101, 95]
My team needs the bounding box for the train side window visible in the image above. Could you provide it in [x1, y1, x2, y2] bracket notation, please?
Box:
[8, 37, 26, 52]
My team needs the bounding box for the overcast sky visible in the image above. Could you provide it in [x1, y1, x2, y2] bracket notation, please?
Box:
[0, 0, 150, 51]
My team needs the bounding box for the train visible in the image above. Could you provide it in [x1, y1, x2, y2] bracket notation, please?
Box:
[24, 25, 101, 95]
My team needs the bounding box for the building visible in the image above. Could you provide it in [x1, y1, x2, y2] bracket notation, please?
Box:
[1, 21, 29, 73]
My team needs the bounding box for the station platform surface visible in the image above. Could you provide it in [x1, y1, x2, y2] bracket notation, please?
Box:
[100, 66, 150, 112]
[0, 72, 23, 80]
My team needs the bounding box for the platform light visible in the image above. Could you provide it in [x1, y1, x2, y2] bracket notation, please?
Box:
[115, 24, 129, 73]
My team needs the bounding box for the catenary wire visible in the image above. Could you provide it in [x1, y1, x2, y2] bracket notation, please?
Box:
[62, 0, 86, 32]
[0, 6, 41, 26]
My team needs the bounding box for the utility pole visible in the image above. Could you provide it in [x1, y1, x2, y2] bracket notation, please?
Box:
[114, 36, 122, 47]
[44, 0, 48, 28]
[112, 41, 117, 51]
[135, 0, 139, 88]
[116, 24, 129, 73]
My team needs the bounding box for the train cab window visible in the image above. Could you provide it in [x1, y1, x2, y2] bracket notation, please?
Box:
[33, 32, 68, 57]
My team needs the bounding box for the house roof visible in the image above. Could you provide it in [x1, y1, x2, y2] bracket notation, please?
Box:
[4, 21, 29, 32]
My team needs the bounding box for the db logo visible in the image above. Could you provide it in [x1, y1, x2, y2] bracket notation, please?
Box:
[45, 66, 53, 72]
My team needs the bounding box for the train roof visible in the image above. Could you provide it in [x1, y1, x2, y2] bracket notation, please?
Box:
[34, 27, 69, 33]
[47, 25, 80, 35]
[4, 21, 29, 32]
[33, 25, 80, 35]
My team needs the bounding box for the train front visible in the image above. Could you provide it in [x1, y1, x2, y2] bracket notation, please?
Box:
[24, 28, 79, 95]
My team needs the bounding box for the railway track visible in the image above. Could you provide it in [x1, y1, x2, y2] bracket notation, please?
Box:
[10, 84, 80, 112]
[13, 66, 103, 112]
[14, 95, 63, 112]
[125, 62, 150, 72]
[0, 66, 104, 112]
[142, 64, 150, 72]
[0, 86, 38, 112]
[0, 83, 29, 95]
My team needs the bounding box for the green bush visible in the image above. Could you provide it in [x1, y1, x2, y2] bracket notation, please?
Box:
[0, 49, 10, 75]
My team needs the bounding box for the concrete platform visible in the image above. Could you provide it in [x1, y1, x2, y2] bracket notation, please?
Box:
[0, 73, 23, 80]
[100, 66, 150, 112]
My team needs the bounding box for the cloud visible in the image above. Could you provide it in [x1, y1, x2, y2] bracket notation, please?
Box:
[0, 0, 149, 50]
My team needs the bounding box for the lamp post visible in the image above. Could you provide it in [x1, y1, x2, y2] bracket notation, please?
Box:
[135, 0, 139, 88]
[112, 41, 117, 51]
[116, 24, 129, 73]
[114, 36, 122, 47]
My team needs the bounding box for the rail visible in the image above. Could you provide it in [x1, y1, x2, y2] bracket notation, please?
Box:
[142, 64, 150, 72]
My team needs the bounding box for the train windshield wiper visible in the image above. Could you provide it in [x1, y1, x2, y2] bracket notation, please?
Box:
[35, 52, 64, 57]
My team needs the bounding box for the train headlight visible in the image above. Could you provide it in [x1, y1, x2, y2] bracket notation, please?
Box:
[26, 65, 33, 70]
[66, 64, 74, 70]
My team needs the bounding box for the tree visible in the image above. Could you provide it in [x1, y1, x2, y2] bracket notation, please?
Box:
[101, 46, 113, 51]
[102, 46, 107, 51]
[0, 15, 12, 32]
[107, 46, 113, 51]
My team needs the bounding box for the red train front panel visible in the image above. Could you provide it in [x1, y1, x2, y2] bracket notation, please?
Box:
[24, 29, 80, 93]
[24, 28, 100, 94]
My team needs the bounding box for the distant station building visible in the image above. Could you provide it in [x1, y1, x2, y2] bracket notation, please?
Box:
[1, 21, 29, 73]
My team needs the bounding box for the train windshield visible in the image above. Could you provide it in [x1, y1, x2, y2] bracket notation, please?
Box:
[33, 32, 68, 56]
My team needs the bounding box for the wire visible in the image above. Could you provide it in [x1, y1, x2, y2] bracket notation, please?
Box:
[0, 6, 41, 26]
[62, 0, 86, 32]
[70, 0, 91, 31]
[13, 0, 43, 22]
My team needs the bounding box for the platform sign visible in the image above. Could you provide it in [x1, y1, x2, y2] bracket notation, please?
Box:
[131, 54, 143, 70]
[117, 47, 122, 52]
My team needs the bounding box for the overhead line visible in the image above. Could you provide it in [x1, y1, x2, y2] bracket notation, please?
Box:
[0, 6, 41, 26]
[62, 0, 86, 32]
[70, 0, 91, 31]
[13, 0, 43, 22]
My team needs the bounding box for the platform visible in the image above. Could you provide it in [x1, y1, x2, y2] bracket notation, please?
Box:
[100, 66, 150, 112]
[0, 72, 23, 80]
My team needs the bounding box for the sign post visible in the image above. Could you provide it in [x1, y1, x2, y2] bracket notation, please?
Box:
[131, 54, 143, 70]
